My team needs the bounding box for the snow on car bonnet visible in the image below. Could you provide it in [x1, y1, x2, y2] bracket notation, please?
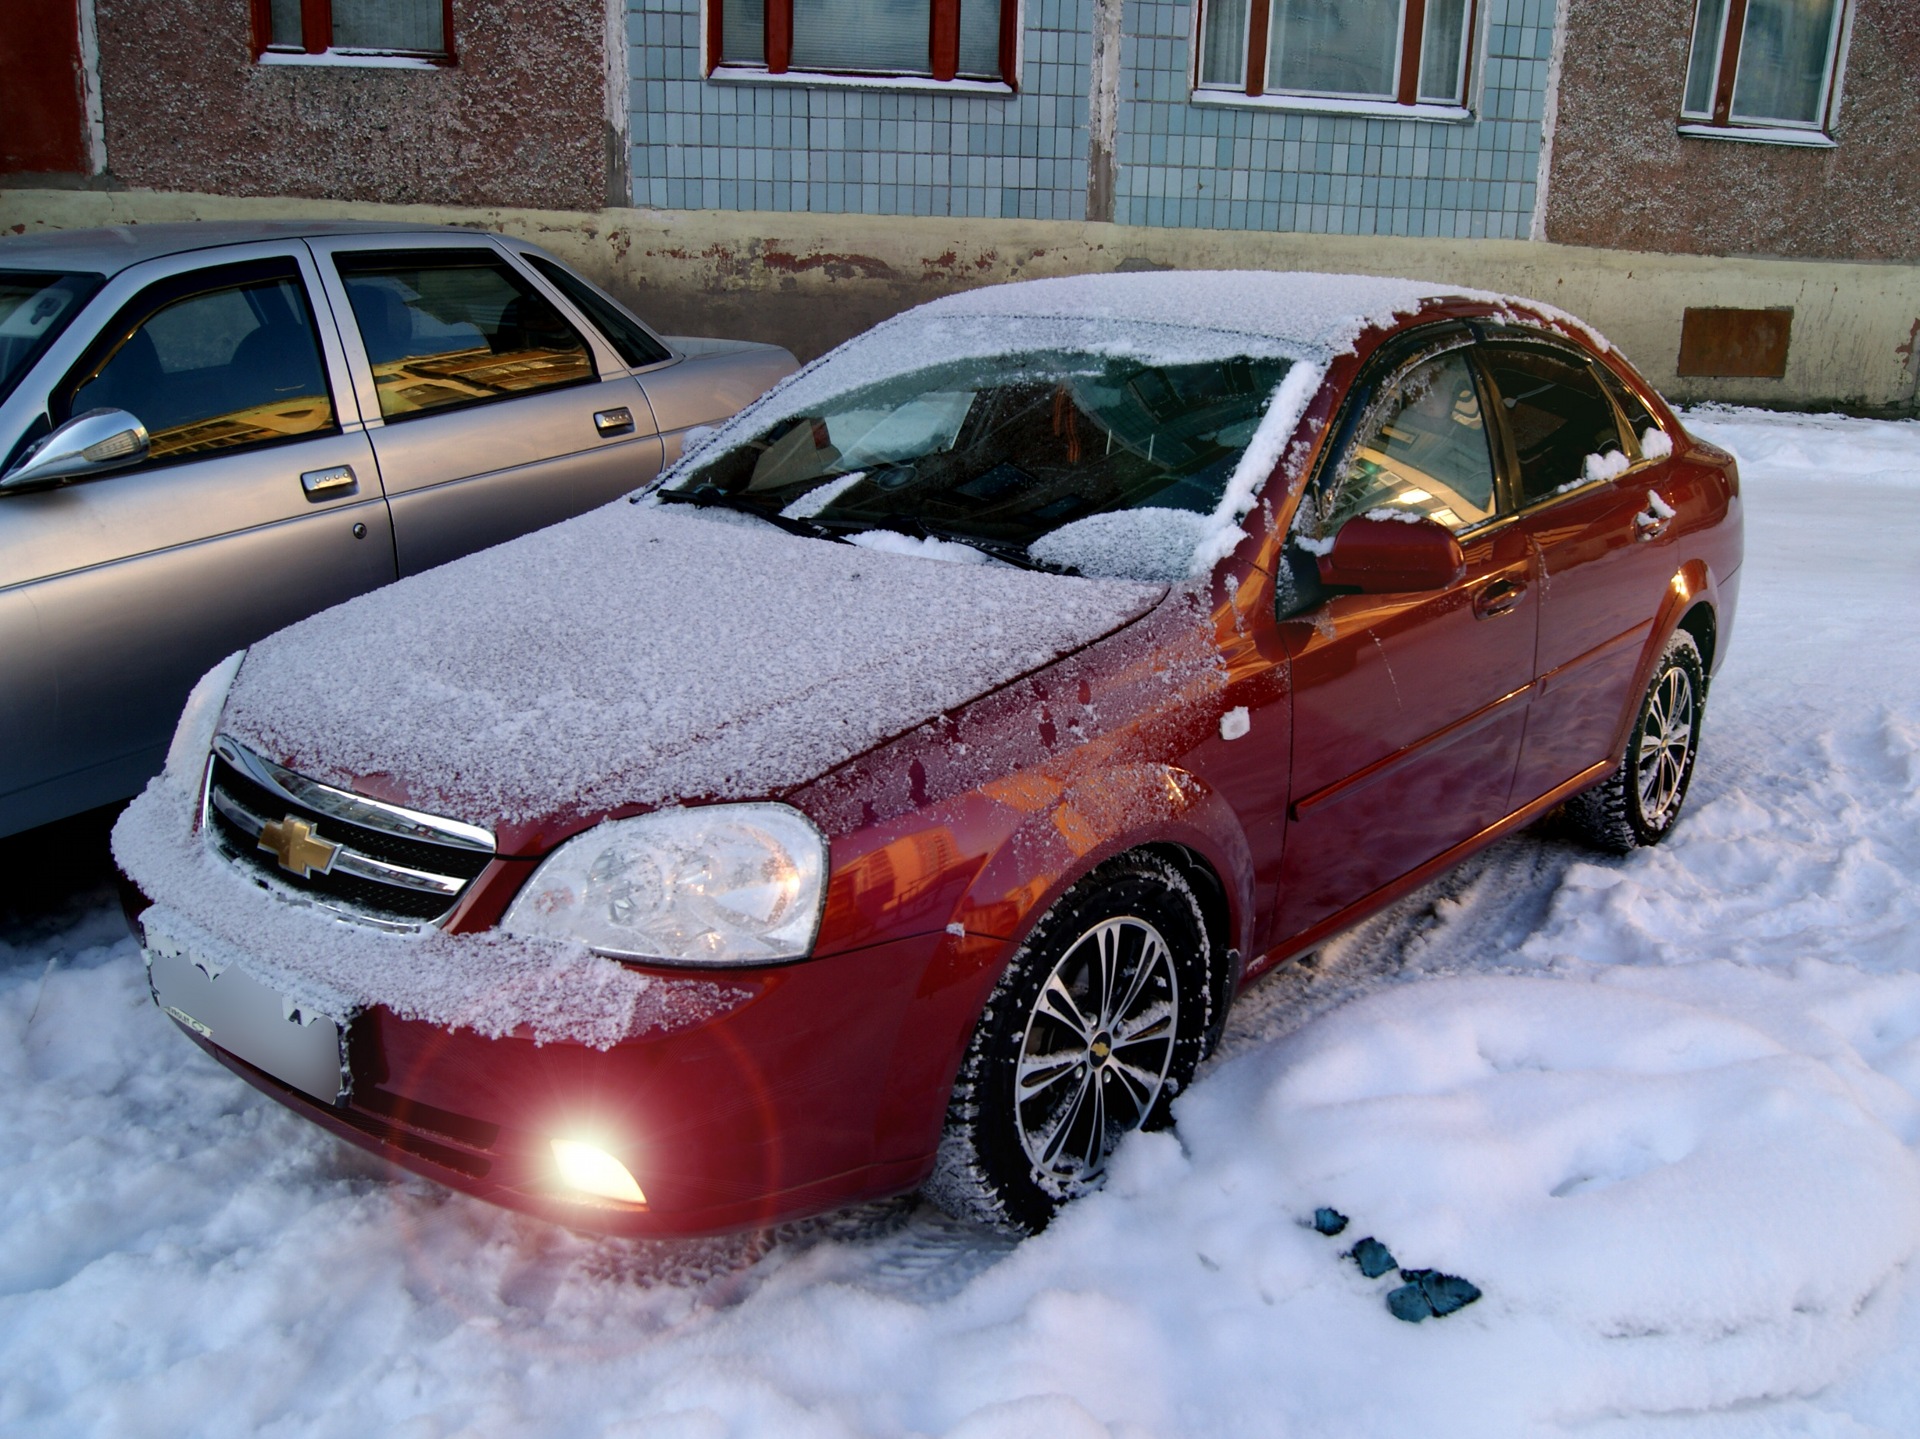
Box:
[217, 501, 1167, 827]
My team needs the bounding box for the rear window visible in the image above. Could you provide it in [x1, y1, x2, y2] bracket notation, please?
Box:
[0, 270, 103, 406]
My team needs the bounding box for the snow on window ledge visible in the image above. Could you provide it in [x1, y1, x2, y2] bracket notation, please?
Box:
[258, 49, 449, 70]
[1190, 89, 1471, 125]
[706, 65, 1015, 98]
[1676, 122, 1836, 149]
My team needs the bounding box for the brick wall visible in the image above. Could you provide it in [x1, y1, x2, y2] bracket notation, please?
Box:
[93, 0, 611, 211]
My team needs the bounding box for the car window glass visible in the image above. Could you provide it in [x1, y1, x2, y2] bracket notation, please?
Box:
[1593, 362, 1665, 459]
[522, 254, 671, 369]
[1307, 349, 1496, 540]
[64, 272, 336, 465]
[1481, 345, 1628, 503]
[334, 249, 596, 421]
[670, 349, 1292, 577]
[1, 270, 103, 406]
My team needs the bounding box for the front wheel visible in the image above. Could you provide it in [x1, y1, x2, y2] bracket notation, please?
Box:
[926, 853, 1215, 1234]
[1565, 629, 1706, 853]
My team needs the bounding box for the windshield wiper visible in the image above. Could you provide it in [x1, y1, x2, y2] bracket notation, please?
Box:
[646, 485, 843, 543]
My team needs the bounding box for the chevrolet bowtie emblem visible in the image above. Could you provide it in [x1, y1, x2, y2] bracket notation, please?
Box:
[257, 815, 339, 878]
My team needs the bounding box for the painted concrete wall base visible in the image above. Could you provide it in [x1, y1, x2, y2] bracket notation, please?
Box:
[6, 187, 1918, 412]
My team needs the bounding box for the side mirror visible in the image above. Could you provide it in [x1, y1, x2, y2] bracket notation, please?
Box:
[1318, 513, 1466, 594]
[0, 409, 150, 493]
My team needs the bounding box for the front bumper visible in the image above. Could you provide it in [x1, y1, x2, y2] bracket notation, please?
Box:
[146, 919, 1005, 1237]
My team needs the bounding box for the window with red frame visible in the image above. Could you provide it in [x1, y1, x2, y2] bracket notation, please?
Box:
[1680, 0, 1849, 136]
[253, 0, 455, 61]
[1196, 0, 1477, 107]
[709, 0, 1017, 84]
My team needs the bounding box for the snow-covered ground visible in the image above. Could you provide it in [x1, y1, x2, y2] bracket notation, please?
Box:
[4, 406, 1919, 1438]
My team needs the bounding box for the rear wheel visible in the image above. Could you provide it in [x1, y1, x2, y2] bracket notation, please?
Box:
[1565, 630, 1706, 853]
[926, 853, 1214, 1233]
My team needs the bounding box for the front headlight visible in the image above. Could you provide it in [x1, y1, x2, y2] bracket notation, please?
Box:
[501, 804, 827, 966]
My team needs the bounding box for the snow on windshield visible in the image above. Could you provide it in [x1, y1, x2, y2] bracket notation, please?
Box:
[662, 344, 1311, 582]
[659, 273, 1619, 584]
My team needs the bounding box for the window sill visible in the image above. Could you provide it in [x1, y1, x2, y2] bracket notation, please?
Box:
[1675, 122, 1834, 149]
[258, 49, 450, 71]
[1191, 89, 1471, 123]
[706, 64, 1014, 97]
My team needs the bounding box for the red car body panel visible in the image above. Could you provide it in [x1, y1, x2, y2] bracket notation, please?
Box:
[129, 296, 1744, 1237]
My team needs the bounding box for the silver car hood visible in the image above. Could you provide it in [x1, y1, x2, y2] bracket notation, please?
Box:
[220, 501, 1167, 830]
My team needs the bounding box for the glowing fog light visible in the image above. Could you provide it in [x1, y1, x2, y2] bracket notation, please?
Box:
[550, 1139, 647, 1205]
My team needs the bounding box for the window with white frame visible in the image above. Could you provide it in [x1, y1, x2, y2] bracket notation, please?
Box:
[1196, 0, 1476, 108]
[710, 0, 1013, 84]
[1680, 0, 1849, 137]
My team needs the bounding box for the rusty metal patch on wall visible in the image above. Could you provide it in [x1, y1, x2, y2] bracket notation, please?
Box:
[1677, 308, 1793, 379]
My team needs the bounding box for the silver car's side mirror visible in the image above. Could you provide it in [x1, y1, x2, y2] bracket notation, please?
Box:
[0, 409, 150, 492]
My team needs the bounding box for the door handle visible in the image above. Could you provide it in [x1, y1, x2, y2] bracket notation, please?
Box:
[301, 464, 358, 501]
[1472, 577, 1524, 619]
[1634, 490, 1675, 542]
[594, 407, 636, 437]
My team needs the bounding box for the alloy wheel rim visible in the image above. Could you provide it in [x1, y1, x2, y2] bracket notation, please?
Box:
[1636, 662, 1696, 826]
[1014, 915, 1179, 1193]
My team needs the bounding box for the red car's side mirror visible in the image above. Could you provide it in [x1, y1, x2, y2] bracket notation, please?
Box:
[1318, 513, 1466, 594]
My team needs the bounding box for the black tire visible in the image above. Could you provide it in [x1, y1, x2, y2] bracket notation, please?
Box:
[1564, 630, 1706, 854]
[925, 852, 1215, 1234]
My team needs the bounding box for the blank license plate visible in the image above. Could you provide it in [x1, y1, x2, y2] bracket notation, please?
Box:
[146, 944, 348, 1105]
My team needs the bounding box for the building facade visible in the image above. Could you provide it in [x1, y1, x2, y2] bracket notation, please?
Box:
[4, 0, 1918, 408]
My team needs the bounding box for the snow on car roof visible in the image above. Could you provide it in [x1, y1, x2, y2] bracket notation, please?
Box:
[914, 270, 1490, 359]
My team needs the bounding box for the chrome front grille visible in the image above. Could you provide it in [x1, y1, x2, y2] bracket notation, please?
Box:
[202, 735, 496, 928]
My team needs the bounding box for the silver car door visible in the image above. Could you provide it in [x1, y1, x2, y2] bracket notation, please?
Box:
[306, 235, 665, 578]
[0, 244, 394, 836]
[506, 245, 796, 469]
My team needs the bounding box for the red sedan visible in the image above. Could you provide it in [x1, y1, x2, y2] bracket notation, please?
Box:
[115, 272, 1742, 1236]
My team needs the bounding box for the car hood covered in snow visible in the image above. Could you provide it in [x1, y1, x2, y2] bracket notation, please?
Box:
[217, 501, 1168, 838]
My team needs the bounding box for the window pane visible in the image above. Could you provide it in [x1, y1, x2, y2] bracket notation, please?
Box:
[957, 0, 1001, 78]
[1200, 0, 1250, 88]
[792, 0, 932, 76]
[1416, 0, 1469, 103]
[671, 350, 1293, 579]
[1681, 0, 1730, 115]
[1317, 352, 1495, 537]
[723, 0, 766, 65]
[69, 278, 335, 463]
[524, 254, 670, 369]
[1730, 0, 1840, 126]
[0, 270, 100, 406]
[335, 250, 595, 422]
[331, 0, 445, 53]
[1480, 347, 1627, 505]
[1267, 0, 1401, 100]
[268, 0, 303, 48]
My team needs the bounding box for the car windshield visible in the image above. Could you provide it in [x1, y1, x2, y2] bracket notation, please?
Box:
[662, 348, 1293, 578]
[0, 270, 103, 406]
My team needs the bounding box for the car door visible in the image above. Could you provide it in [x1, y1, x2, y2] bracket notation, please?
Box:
[0, 246, 394, 834]
[1477, 337, 1679, 804]
[1270, 331, 1539, 943]
[306, 236, 666, 577]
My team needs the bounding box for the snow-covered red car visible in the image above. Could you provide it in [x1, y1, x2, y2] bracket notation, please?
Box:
[114, 272, 1743, 1236]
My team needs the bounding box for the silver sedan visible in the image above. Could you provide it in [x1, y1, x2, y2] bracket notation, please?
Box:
[0, 222, 795, 839]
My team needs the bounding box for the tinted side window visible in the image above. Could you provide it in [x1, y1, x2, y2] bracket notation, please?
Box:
[334, 249, 596, 421]
[523, 254, 671, 369]
[1481, 346, 1627, 504]
[61, 264, 336, 465]
[1308, 349, 1497, 540]
[1593, 362, 1666, 458]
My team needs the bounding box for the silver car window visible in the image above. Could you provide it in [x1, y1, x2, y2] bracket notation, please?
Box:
[333, 248, 597, 422]
[60, 260, 337, 467]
